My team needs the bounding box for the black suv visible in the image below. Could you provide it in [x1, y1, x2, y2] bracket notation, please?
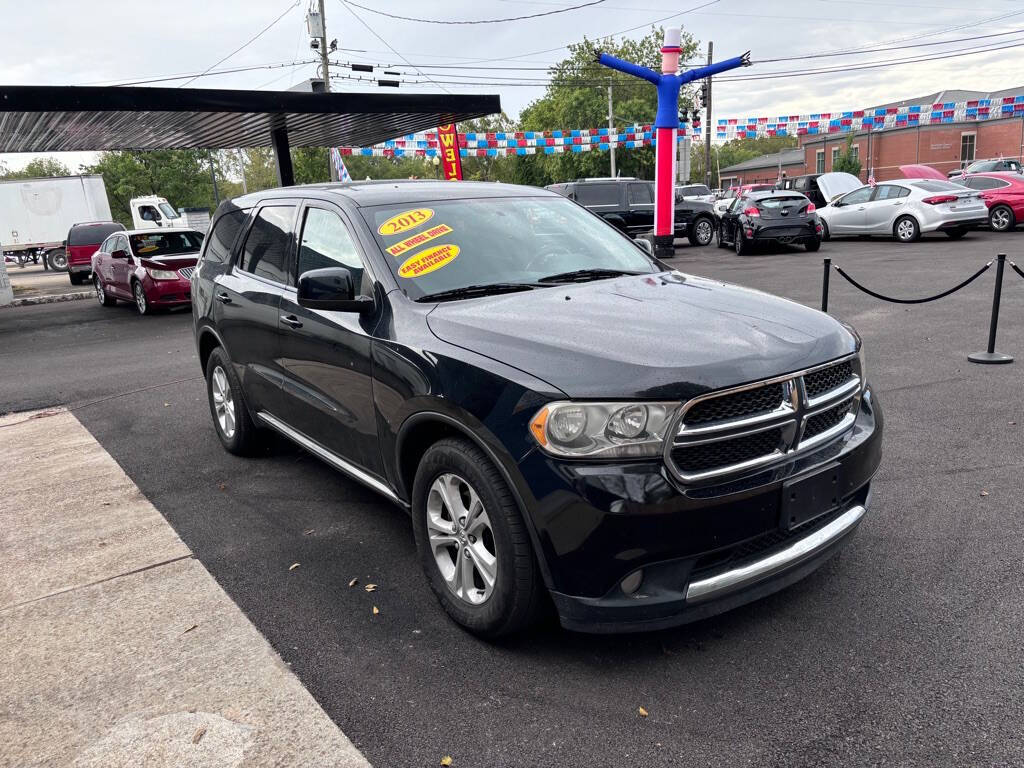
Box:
[546, 178, 717, 247]
[192, 181, 882, 637]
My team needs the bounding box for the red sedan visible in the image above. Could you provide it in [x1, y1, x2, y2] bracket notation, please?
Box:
[92, 228, 204, 314]
[957, 171, 1024, 232]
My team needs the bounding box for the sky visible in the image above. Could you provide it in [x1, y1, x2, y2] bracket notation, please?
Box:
[3, 0, 1024, 171]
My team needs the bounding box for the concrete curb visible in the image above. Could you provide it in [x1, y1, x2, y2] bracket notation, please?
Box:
[5, 290, 92, 308]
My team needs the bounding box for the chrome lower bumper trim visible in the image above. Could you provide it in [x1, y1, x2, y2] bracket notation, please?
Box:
[685, 503, 866, 603]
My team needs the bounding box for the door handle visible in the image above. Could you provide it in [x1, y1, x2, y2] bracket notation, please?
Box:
[215, 291, 232, 304]
[857, 206, 866, 211]
[280, 314, 303, 329]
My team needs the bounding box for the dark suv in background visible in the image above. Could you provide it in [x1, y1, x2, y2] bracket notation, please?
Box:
[546, 178, 718, 247]
[192, 180, 881, 638]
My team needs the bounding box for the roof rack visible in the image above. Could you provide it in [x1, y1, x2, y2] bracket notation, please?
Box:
[575, 176, 638, 182]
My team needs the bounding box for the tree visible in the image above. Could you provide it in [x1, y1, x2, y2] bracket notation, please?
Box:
[832, 135, 862, 177]
[0, 157, 72, 179]
[82, 150, 217, 226]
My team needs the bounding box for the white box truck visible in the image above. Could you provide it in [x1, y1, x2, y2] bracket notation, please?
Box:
[0, 175, 114, 271]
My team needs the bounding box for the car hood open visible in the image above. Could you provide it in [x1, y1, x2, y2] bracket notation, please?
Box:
[816, 172, 863, 203]
[425, 272, 856, 400]
[899, 164, 947, 180]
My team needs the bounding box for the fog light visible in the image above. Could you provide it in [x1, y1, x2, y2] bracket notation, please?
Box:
[620, 569, 643, 595]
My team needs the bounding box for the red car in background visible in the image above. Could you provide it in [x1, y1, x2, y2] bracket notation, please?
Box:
[956, 172, 1024, 232]
[92, 228, 204, 314]
[66, 221, 125, 285]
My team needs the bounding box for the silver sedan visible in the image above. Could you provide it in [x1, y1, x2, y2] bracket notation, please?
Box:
[817, 179, 987, 242]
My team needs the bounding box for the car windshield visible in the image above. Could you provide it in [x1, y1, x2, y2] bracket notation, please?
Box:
[158, 203, 181, 219]
[360, 196, 657, 300]
[129, 231, 204, 257]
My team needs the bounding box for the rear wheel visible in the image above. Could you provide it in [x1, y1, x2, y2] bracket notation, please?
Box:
[820, 220, 831, 241]
[805, 237, 821, 252]
[69, 272, 86, 286]
[47, 249, 68, 271]
[945, 227, 968, 240]
[894, 215, 920, 243]
[688, 216, 715, 247]
[989, 205, 1014, 232]
[412, 437, 544, 638]
[94, 275, 116, 307]
[734, 230, 749, 255]
[205, 347, 261, 455]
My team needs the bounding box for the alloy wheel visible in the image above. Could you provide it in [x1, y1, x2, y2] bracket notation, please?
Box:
[210, 365, 236, 439]
[426, 473, 497, 606]
[134, 282, 147, 314]
[94, 277, 105, 306]
[991, 207, 1012, 231]
[694, 219, 713, 245]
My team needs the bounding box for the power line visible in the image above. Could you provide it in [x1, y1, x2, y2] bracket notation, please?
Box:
[345, 0, 606, 25]
[106, 60, 318, 88]
[179, 0, 301, 87]
[335, 0, 451, 94]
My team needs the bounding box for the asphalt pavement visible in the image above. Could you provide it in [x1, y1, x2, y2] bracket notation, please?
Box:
[2, 229, 1023, 767]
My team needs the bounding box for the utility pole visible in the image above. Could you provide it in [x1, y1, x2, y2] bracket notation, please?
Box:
[317, 0, 338, 182]
[208, 151, 220, 206]
[703, 41, 713, 189]
[608, 84, 616, 178]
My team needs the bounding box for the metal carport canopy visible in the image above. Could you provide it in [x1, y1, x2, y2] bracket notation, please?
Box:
[0, 85, 500, 186]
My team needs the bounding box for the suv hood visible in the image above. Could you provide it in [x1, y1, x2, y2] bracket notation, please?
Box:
[816, 172, 862, 203]
[425, 272, 855, 400]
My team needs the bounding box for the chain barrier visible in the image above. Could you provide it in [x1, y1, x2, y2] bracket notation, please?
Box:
[821, 254, 1014, 366]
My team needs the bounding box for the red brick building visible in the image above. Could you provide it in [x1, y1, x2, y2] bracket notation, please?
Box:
[719, 88, 1024, 186]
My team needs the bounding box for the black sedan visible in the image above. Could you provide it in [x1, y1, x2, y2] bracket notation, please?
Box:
[718, 190, 823, 254]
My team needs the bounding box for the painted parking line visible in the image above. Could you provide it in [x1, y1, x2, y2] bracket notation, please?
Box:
[0, 408, 371, 768]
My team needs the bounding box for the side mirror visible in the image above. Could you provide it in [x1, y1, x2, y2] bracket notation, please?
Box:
[298, 267, 374, 314]
[634, 237, 654, 255]
[112, 249, 130, 259]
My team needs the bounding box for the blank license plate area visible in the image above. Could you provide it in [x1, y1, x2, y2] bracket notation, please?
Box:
[781, 462, 843, 531]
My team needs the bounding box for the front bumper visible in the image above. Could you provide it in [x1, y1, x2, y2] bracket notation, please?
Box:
[517, 386, 882, 633]
[143, 275, 192, 306]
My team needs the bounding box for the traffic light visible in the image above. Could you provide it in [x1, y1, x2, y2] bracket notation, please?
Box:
[678, 107, 689, 125]
[699, 81, 709, 109]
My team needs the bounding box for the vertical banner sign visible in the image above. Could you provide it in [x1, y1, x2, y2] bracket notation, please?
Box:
[437, 124, 463, 181]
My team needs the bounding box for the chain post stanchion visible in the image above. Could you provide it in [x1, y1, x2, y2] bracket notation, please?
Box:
[821, 257, 831, 312]
[968, 253, 1014, 365]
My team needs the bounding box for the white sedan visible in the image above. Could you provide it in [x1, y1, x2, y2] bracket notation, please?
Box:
[818, 178, 988, 242]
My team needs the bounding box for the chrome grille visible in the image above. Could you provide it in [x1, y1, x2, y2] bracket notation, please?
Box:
[178, 266, 195, 279]
[667, 355, 862, 482]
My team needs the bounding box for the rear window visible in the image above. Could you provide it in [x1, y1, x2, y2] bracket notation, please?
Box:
[911, 180, 969, 193]
[758, 196, 807, 209]
[574, 184, 620, 206]
[68, 223, 123, 246]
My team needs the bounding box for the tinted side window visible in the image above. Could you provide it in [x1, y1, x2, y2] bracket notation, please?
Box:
[575, 184, 620, 206]
[628, 184, 653, 206]
[240, 206, 294, 284]
[68, 223, 123, 246]
[203, 209, 248, 265]
[970, 176, 1010, 190]
[298, 207, 372, 296]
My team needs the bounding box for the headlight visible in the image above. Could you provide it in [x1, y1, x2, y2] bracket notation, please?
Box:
[529, 401, 678, 458]
[147, 268, 178, 280]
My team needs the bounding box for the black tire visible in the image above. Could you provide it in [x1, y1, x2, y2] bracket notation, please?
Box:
[688, 216, 715, 247]
[412, 437, 545, 638]
[805, 237, 821, 252]
[205, 346, 262, 456]
[132, 280, 153, 315]
[893, 215, 920, 243]
[47, 248, 68, 271]
[945, 227, 968, 240]
[820, 220, 831, 242]
[735, 230, 749, 255]
[717, 223, 729, 248]
[988, 204, 1015, 232]
[69, 272, 86, 286]
[94, 275, 116, 307]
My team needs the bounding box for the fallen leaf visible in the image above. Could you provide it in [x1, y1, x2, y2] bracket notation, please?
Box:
[163, 403, 170, 408]
[349, 578, 358, 587]
[218, 483, 226, 491]
[365, 584, 377, 592]
[440, 757, 453, 766]
[1009, 421, 1017, 426]
[192, 726, 207, 744]
[638, 706, 649, 718]
[372, 606, 379, 615]
[980, 490, 989, 497]
[183, 624, 198, 634]
[289, 563, 300, 570]
[303, 528, 315, 535]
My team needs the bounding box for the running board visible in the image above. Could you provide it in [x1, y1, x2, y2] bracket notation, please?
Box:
[255, 411, 402, 505]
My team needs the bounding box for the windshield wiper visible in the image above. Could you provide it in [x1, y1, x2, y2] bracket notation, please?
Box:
[416, 282, 539, 303]
[536, 268, 643, 284]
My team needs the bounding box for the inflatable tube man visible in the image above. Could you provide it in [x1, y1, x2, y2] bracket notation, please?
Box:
[596, 29, 750, 256]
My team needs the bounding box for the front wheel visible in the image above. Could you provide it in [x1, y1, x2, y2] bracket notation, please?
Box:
[717, 223, 730, 248]
[69, 272, 86, 286]
[133, 281, 152, 315]
[412, 438, 544, 638]
[894, 215, 920, 243]
[989, 205, 1015, 232]
[688, 217, 715, 247]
